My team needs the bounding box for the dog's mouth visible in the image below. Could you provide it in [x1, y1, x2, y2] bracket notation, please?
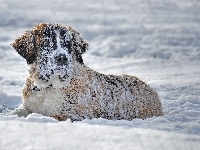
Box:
[54, 67, 70, 82]
[33, 73, 70, 90]
[38, 67, 70, 82]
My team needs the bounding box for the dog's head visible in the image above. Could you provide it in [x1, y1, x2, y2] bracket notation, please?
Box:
[12, 23, 89, 82]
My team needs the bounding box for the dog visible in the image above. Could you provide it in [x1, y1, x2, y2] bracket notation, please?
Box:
[10, 23, 163, 121]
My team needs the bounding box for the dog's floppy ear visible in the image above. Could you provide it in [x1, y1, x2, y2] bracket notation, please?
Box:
[11, 31, 37, 64]
[71, 30, 89, 64]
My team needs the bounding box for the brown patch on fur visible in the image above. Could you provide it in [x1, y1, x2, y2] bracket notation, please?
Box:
[69, 78, 88, 93]
[11, 24, 48, 64]
[22, 77, 34, 99]
[11, 31, 35, 64]
[52, 115, 69, 121]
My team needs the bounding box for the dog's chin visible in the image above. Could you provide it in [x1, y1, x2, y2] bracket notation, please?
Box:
[54, 69, 69, 81]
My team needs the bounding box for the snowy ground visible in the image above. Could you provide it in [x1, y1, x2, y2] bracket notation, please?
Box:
[0, 0, 200, 149]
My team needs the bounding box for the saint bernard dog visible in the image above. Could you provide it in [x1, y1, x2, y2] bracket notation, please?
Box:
[10, 23, 163, 121]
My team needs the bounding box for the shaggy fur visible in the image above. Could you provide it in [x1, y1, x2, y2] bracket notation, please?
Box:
[10, 23, 163, 121]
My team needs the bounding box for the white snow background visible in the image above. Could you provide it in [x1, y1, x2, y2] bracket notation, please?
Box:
[0, 0, 200, 149]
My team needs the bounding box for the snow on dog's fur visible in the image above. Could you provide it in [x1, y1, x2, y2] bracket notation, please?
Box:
[11, 23, 163, 121]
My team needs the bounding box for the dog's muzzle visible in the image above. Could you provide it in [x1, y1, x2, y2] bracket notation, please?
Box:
[54, 53, 68, 66]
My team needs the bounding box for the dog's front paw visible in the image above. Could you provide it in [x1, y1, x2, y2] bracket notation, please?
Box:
[10, 107, 31, 117]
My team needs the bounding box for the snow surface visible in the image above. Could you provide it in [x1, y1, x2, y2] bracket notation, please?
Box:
[0, 0, 200, 149]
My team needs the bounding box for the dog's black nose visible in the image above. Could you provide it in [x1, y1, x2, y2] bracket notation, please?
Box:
[55, 54, 68, 66]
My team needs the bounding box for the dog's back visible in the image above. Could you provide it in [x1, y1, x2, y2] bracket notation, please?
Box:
[59, 68, 163, 121]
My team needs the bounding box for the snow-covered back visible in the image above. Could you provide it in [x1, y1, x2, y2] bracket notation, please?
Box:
[0, 0, 200, 149]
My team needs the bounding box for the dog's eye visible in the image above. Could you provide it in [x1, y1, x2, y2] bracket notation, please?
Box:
[61, 40, 69, 47]
[60, 29, 66, 37]
[60, 39, 72, 53]
[41, 39, 50, 47]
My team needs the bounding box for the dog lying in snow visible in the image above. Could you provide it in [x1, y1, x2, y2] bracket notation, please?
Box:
[10, 23, 163, 121]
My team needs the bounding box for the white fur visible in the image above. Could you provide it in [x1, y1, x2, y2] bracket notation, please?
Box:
[24, 83, 64, 116]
